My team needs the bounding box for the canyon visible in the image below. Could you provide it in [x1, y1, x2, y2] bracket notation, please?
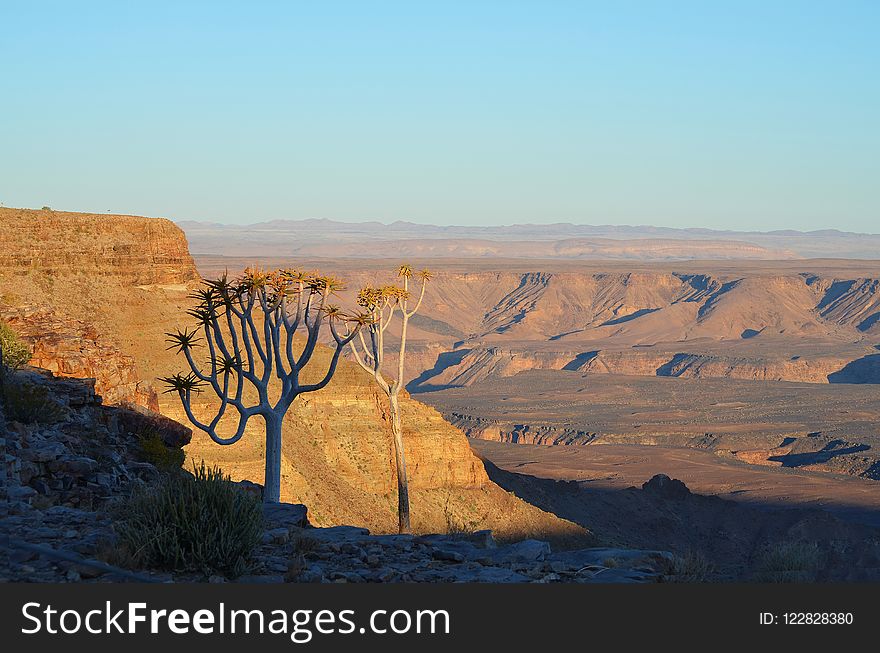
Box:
[192, 254, 880, 502]
[0, 207, 582, 539]
[4, 206, 880, 574]
[196, 257, 880, 389]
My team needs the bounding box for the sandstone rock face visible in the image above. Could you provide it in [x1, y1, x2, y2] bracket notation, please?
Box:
[419, 346, 869, 387]
[1, 308, 160, 410]
[421, 347, 579, 388]
[577, 349, 854, 383]
[0, 207, 201, 409]
[0, 207, 198, 285]
[451, 413, 599, 445]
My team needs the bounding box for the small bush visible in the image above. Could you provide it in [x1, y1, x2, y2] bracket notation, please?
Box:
[753, 541, 821, 583]
[2, 381, 67, 424]
[284, 536, 321, 582]
[115, 462, 263, 578]
[138, 429, 185, 471]
[0, 321, 31, 375]
[602, 557, 620, 568]
[660, 551, 714, 582]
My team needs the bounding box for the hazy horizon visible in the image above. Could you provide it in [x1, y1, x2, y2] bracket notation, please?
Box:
[173, 214, 880, 236]
[5, 204, 880, 237]
[2, 2, 878, 232]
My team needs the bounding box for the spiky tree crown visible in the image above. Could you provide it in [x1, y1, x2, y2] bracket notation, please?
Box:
[161, 266, 363, 449]
[349, 263, 432, 384]
[356, 286, 383, 309]
[238, 266, 271, 295]
[165, 327, 203, 353]
[356, 285, 410, 310]
[158, 371, 205, 394]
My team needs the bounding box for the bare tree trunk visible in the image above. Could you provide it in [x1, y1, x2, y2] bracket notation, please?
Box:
[389, 393, 411, 534]
[264, 414, 283, 504]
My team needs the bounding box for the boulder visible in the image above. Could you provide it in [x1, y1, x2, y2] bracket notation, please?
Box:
[262, 528, 290, 545]
[642, 474, 692, 500]
[235, 480, 264, 501]
[492, 539, 551, 563]
[467, 529, 498, 549]
[262, 503, 309, 530]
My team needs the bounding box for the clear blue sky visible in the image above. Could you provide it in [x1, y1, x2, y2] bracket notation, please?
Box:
[1, 1, 877, 231]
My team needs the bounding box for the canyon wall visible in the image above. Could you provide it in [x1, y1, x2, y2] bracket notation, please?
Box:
[0, 208, 199, 284]
[0, 207, 200, 407]
[363, 269, 880, 389]
[2, 308, 160, 410]
[194, 265, 879, 388]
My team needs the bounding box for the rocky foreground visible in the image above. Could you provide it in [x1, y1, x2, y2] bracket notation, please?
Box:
[2, 502, 672, 584]
[241, 505, 672, 584]
[1, 368, 671, 584]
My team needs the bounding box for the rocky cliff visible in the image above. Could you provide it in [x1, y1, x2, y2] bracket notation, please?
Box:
[0, 207, 198, 285]
[408, 343, 875, 388]
[4, 369, 191, 512]
[0, 207, 200, 408]
[1, 308, 160, 410]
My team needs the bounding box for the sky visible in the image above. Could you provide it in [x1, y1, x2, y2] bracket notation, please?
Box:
[1, 1, 878, 231]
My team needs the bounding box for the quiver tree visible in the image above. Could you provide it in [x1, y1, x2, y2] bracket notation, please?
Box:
[348, 264, 432, 533]
[161, 268, 363, 504]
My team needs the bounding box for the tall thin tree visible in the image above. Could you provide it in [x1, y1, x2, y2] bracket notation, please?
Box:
[348, 264, 432, 533]
[161, 267, 363, 503]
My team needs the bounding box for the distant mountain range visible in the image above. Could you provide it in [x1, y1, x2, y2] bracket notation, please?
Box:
[176, 218, 880, 260]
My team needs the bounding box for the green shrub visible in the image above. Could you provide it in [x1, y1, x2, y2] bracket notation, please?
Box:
[0, 321, 30, 375]
[115, 462, 264, 578]
[2, 381, 67, 424]
[753, 541, 821, 583]
[138, 429, 185, 471]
